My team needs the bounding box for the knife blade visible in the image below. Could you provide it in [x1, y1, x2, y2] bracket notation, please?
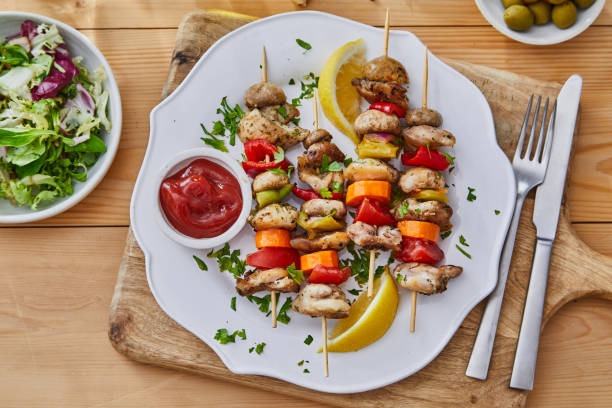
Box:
[509, 74, 582, 390]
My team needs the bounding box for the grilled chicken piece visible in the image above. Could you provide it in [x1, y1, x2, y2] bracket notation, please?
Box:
[347, 221, 402, 251]
[260, 103, 299, 125]
[236, 268, 299, 296]
[392, 198, 453, 231]
[248, 203, 298, 231]
[290, 231, 351, 252]
[292, 284, 350, 319]
[244, 82, 286, 109]
[405, 108, 442, 127]
[302, 141, 345, 168]
[238, 108, 309, 149]
[252, 170, 290, 193]
[351, 78, 409, 111]
[354, 109, 401, 136]
[303, 128, 332, 149]
[394, 263, 463, 295]
[297, 156, 344, 193]
[402, 125, 455, 151]
[344, 158, 399, 184]
[362, 56, 409, 84]
[302, 199, 346, 219]
[399, 167, 445, 195]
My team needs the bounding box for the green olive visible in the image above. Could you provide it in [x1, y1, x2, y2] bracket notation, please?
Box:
[552, 1, 577, 29]
[504, 5, 535, 31]
[502, 0, 523, 7]
[544, 0, 566, 4]
[528, 1, 552, 25]
[573, 0, 596, 8]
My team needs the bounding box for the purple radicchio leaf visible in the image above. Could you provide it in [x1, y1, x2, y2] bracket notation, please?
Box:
[31, 45, 78, 101]
[20, 20, 38, 42]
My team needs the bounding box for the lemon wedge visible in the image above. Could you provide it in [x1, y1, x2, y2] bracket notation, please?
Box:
[318, 38, 366, 145]
[323, 269, 399, 352]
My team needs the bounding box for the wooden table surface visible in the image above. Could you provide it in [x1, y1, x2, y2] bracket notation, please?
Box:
[1, 1, 610, 407]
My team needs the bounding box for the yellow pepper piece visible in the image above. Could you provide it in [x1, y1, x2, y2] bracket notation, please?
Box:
[411, 189, 449, 204]
[297, 211, 345, 232]
[356, 140, 398, 159]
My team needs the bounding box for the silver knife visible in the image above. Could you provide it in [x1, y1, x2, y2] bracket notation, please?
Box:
[509, 74, 583, 390]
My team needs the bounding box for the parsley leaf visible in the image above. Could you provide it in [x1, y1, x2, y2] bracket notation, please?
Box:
[343, 157, 353, 167]
[200, 96, 244, 152]
[320, 154, 343, 173]
[303, 368, 310, 373]
[276, 105, 288, 119]
[287, 263, 305, 285]
[273, 146, 285, 163]
[291, 72, 319, 107]
[276, 296, 293, 324]
[249, 342, 266, 355]
[289, 78, 295, 85]
[441, 230, 452, 240]
[348, 288, 362, 296]
[330, 181, 343, 194]
[495, 209, 500, 215]
[214, 328, 246, 344]
[247, 293, 273, 313]
[296, 38, 312, 52]
[291, 117, 300, 126]
[456, 244, 472, 259]
[467, 187, 477, 202]
[441, 152, 455, 165]
[319, 188, 332, 198]
[397, 200, 411, 218]
[449, 166, 455, 174]
[396, 273, 403, 284]
[207, 243, 246, 278]
[304, 335, 314, 345]
[340, 242, 385, 285]
[459, 235, 470, 247]
[297, 360, 305, 366]
[230, 297, 236, 311]
[193, 255, 208, 271]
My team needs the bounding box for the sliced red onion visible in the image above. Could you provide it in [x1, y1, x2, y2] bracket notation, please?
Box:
[72, 133, 90, 146]
[363, 132, 395, 144]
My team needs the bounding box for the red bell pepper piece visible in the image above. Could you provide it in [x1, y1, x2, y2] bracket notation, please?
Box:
[369, 102, 406, 118]
[307, 264, 351, 285]
[354, 198, 396, 226]
[395, 236, 444, 264]
[401, 146, 450, 170]
[246, 247, 301, 270]
[292, 185, 342, 201]
[241, 139, 292, 178]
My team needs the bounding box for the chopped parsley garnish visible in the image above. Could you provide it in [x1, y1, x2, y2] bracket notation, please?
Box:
[297, 360, 305, 366]
[330, 181, 343, 194]
[425, 142, 432, 158]
[449, 166, 455, 173]
[396, 273, 403, 284]
[268, 165, 293, 178]
[495, 209, 500, 215]
[273, 146, 285, 163]
[193, 255, 208, 271]
[207, 243, 246, 278]
[456, 244, 472, 259]
[459, 235, 470, 247]
[276, 297, 293, 324]
[288, 78, 295, 85]
[340, 242, 388, 285]
[440, 230, 452, 240]
[391, 185, 405, 207]
[249, 342, 266, 355]
[303, 368, 310, 373]
[291, 72, 319, 107]
[414, 208, 421, 213]
[343, 157, 353, 167]
[214, 328, 246, 344]
[200, 96, 244, 152]
[319, 188, 332, 198]
[348, 288, 362, 296]
[349, 211, 356, 219]
[291, 117, 300, 126]
[304, 335, 314, 345]
[246, 293, 274, 314]
[287, 263, 305, 285]
[321, 154, 343, 173]
[230, 297, 236, 311]
[296, 38, 312, 52]
[467, 187, 477, 202]
[397, 200, 410, 218]
[276, 105, 288, 119]
[441, 152, 455, 165]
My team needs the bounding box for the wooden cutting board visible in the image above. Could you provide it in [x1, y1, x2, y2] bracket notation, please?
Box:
[108, 9, 612, 407]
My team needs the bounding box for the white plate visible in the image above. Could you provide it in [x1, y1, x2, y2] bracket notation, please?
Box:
[475, 0, 606, 45]
[132, 11, 516, 393]
[0, 12, 122, 223]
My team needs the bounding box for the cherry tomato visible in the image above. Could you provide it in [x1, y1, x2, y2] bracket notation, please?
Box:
[354, 198, 396, 226]
[308, 264, 351, 285]
[395, 236, 444, 264]
[369, 102, 406, 118]
[246, 247, 300, 270]
[401, 146, 450, 170]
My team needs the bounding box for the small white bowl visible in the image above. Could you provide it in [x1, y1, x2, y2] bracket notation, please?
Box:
[0, 11, 122, 223]
[153, 147, 252, 249]
[475, 0, 606, 45]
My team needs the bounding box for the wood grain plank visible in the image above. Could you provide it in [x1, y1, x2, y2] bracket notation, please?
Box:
[0, 227, 609, 407]
[5, 26, 611, 226]
[5, 0, 611, 29]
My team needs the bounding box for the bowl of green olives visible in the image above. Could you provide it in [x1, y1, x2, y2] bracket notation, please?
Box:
[475, 0, 605, 45]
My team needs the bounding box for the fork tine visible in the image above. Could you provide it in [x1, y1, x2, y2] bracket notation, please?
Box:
[525, 95, 542, 160]
[534, 97, 550, 162]
[541, 99, 557, 167]
[514, 94, 534, 163]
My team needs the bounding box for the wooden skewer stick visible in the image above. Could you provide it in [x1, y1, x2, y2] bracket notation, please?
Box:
[271, 290, 277, 328]
[261, 45, 268, 83]
[422, 46, 428, 109]
[383, 8, 390, 57]
[367, 249, 376, 298]
[322, 315, 329, 377]
[410, 290, 417, 332]
[313, 89, 319, 129]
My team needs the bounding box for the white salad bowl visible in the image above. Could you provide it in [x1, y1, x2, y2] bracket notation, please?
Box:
[475, 0, 606, 45]
[132, 11, 517, 393]
[153, 147, 252, 249]
[0, 11, 122, 223]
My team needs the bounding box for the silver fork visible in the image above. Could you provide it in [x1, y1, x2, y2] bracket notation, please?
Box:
[466, 95, 556, 380]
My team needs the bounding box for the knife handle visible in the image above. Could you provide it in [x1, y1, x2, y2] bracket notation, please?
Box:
[510, 238, 553, 390]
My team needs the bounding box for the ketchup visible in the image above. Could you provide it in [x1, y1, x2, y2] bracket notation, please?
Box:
[160, 158, 242, 239]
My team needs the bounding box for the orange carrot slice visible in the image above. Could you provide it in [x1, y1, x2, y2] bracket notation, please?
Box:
[300, 250, 339, 273]
[397, 220, 440, 242]
[255, 229, 291, 249]
[346, 180, 391, 207]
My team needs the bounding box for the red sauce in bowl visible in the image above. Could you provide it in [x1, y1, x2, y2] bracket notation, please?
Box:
[159, 158, 243, 239]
